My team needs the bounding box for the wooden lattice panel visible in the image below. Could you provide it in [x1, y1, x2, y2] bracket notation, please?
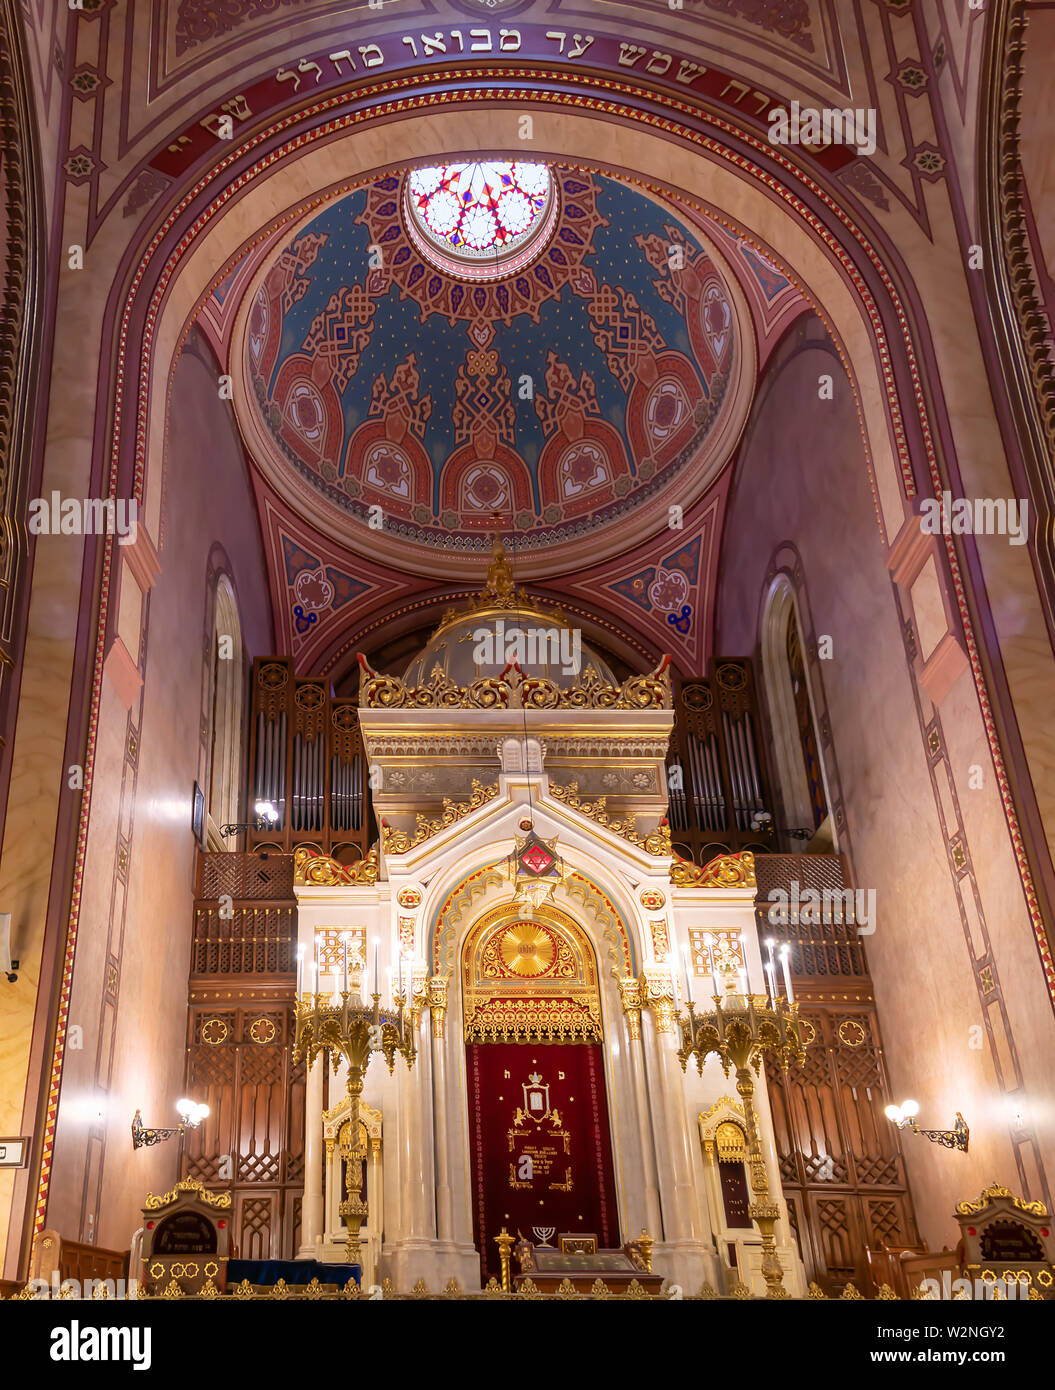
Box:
[182, 1006, 301, 1260]
[191, 906, 295, 975]
[197, 852, 294, 900]
[764, 995, 919, 1290]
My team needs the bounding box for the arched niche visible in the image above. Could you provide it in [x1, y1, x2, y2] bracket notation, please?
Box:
[321, 1099, 383, 1284]
[698, 1097, 763, 1280]
[461, 901, 604, 1045]
[458, 899, 621, 1279]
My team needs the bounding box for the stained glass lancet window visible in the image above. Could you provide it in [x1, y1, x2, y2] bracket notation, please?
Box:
[403, 162, 556, 279]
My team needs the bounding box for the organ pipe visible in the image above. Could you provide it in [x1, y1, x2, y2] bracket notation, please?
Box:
[670, 663, 772, 855]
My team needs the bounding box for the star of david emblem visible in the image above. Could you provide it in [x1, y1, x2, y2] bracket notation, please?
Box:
[514, 828, 560, 880]
[521, 844, 554, 874]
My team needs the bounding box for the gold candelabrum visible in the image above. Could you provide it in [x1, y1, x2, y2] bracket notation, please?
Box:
[676, 969, 805, 1299]
[293, 988, 416, 1267]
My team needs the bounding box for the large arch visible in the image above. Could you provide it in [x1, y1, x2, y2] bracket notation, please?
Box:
[20, 62, 1055, 1260]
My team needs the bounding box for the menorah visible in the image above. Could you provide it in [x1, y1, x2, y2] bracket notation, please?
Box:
[293, 986, 415, 1266]
[676, 960, 805, 1298]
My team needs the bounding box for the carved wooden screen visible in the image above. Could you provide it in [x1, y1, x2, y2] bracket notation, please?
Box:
[754, 854, 920, 1293]
[247, 656, 370, 860]
[667, 658, 773, 863]
[181, 850, 304, 1260]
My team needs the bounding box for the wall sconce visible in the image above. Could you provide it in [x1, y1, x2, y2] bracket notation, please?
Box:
[219, 800, 280, 838]
[749, 811, 814, 840]
[131, 1098, 210, 1150]
[885, 1098, 969, 1152]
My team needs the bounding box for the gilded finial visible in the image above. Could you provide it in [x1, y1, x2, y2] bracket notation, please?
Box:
[484, 515, 516, 600]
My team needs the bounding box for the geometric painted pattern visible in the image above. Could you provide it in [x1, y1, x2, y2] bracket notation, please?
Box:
[257, 485, 429, 672]
[563, 483, 728, 674]
[281, 536, 369, 636]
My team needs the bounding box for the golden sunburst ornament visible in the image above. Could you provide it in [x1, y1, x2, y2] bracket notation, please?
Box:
[499, 922, 556, 977]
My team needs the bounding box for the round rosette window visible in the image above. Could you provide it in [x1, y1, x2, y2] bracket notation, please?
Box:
[403, 161, 558, 280]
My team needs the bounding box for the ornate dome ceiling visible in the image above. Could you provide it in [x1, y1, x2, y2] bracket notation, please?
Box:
[236, 165, 754, 578]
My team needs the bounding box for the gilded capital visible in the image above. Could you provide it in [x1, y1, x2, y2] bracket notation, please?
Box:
[617, 976, 643, 1041]
[428, 973, 450, 1039]
[409, 971, 429, 1030]
[640, 965, 677, 1034]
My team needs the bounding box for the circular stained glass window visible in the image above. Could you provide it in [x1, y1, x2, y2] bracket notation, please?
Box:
[403, 161, 557, 280]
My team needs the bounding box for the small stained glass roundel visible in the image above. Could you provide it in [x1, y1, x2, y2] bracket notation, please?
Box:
[403, 161, 558, 280]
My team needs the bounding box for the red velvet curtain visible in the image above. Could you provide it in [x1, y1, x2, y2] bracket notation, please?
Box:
[466, 1042, 619, 1280]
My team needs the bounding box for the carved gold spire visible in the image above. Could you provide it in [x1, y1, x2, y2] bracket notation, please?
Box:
[484, 525, 516, 601]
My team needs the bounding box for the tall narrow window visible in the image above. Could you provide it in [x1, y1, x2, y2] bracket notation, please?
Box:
[785, 607, 827, 831]
[206, 575, 245, 847]
[760, 576, 832, 846]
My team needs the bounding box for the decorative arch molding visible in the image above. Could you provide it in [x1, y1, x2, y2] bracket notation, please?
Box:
[132, 99, 925, 554]
[698, 1096, 752, 1153]
[428, 859, 507, 978]
[323, 1097, 382, 1148]
[559, 871, 637, 980]
[36, 71, 1055, 1244]
[697, 1096, 755, 1237]
[424, 853, 638, 984]
[319, 586, 671, 691]
[979, 0, 1055, 639]
[0, 0, 46, 849]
